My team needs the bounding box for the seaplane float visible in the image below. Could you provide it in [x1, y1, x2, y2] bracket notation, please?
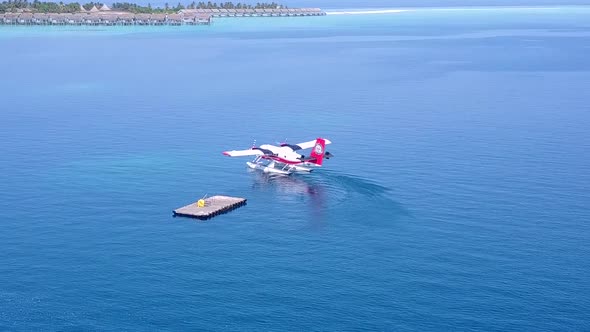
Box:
[222, 137, 333, 175]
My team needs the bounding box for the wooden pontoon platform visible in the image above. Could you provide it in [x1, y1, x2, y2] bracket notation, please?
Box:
[173, 195, 246, 220]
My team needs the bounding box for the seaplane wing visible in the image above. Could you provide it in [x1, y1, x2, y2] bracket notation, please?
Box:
[222, 149, 265, 157]
[223, 145, 280, 157]
[281, 138, 332, 151]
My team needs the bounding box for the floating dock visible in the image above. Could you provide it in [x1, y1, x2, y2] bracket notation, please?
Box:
[173, 195, 246, 220]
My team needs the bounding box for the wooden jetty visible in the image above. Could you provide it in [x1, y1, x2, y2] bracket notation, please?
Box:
[173, 195, 246, 220]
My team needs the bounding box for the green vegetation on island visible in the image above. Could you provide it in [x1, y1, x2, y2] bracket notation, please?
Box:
[0, 1, 288, 13]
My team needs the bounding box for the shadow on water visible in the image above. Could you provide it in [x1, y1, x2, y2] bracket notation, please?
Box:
[248, 169, 410, 224]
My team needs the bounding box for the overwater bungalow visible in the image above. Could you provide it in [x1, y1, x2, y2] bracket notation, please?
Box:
[18, 13, 34, 24]
[311, 8, 325, 15]
[181, 14, 195, 24]
[46, 14, 59, 25]
[60, 13, 74, 25]
[84, 14, 101, 25]
[150, 14, 166, 25]
[117, 13, 134, 25]
[9, 13, 19, 24]
[134, 13, 150, 25]
[100, 14, 118, 25]
[58, 13, 70, 23]
[1, 13, 11, 24]
[197, 14, 211, 24]
[167, 14, 183, 25]
[72, 13, 86, 25]
[32, 13, 45, 24]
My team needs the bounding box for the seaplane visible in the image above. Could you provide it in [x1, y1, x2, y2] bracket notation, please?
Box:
[222, 137, 333, 175]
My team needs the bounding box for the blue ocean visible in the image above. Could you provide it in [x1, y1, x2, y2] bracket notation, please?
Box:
[1, 5, 590, 331]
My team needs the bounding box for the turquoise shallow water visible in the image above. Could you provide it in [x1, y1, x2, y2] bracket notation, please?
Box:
[1, 7, 590, 331]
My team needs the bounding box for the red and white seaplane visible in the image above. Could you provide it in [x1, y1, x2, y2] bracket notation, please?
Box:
[222, 137, 333, 175]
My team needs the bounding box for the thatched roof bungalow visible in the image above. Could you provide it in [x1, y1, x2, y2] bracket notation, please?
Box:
[117, 13, 134, 25]
[150, 13, 166, 24]
[83, 14, 101, 24]
[134, 13, 150, 24]
[45, 14, 59, 24]
[181, 13, 196, 23]
[167, 13, 182, 25]
[5, 13, 17, 24]
[196, 14, 211, 23]
[233, 8, 246, 16]
[71, 13, 87, 24]
[99, 14, 118, 25]
[59, 13, 75, 24]
[32, 13, 48, 24]
[18, 13, 34, 24]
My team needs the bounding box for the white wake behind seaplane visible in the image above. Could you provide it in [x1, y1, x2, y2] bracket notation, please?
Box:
[222, 137, 333, 175]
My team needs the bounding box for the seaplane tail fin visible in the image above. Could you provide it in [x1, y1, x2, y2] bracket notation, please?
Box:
[309, 138, 327, 166]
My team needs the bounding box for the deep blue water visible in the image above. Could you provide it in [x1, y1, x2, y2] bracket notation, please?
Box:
[1, 7, 590, 331]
